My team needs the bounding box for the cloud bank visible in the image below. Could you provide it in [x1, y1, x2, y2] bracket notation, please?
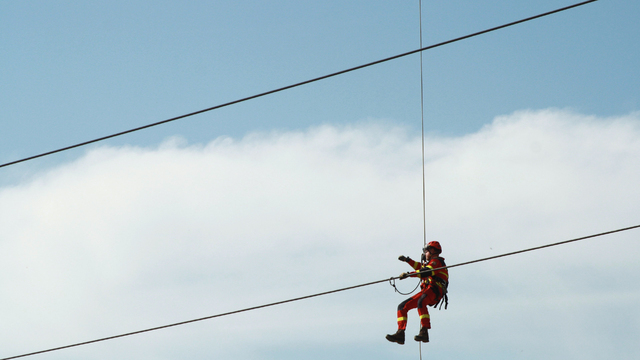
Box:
[1, 109, 639, 360]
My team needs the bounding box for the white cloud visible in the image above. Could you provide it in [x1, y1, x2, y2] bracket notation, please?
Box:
[0, 110, 639, 360]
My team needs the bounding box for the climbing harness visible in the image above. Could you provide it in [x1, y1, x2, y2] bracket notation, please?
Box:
[431, 276, 449, 310]
[430, 256, 449, 310]
[392, 268, 449, 310]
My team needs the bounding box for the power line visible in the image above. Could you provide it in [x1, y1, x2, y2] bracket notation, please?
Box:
[0, 0, 598, 171]
[442, 224, 640, 271]
[2, 279, 389, 360]
[2, 222, 636, 360]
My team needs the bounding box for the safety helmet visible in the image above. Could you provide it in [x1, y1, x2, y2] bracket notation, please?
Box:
[424, 241, 442, 254]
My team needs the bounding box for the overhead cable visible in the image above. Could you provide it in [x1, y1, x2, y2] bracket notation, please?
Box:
[2, 222, 636, 360]
[441, 224, 640, 271]
[0, 0, 598, 170]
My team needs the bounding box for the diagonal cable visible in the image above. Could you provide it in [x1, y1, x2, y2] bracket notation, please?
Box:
[0, 0, 598, 170]
[1, 222, 636, 360]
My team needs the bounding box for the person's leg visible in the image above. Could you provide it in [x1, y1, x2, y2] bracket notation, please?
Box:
[415, 289, 438, 342]
[386, 293, 421, 344]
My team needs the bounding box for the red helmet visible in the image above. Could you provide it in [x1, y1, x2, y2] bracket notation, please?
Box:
[425, 241, 442, 254]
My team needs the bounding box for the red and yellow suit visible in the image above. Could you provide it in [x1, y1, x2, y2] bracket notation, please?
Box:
[396, 257, 448, 330]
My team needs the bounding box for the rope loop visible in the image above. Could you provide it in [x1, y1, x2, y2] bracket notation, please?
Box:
[388, 277, 421, 296]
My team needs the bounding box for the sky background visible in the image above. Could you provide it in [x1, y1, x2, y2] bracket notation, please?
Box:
[1, 1, 639, 359]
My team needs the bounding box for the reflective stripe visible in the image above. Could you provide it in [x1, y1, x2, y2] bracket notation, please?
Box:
[397, 317, 407, 322]
[419, 314, 430, 319]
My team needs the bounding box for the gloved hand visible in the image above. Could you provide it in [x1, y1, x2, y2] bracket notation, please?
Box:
[398, 255, 410, 262]
[399, 272, 410, 280]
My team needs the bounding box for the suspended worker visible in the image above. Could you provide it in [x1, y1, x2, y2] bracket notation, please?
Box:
[386, 241, 449, 344]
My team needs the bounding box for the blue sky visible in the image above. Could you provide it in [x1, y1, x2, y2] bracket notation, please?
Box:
[2, 0, 638, 169]
[1, 1, 639, 360]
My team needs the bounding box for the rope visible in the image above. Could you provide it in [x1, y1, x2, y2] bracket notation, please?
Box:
[0, 0, 598, 170]
[418, 0, 426, 357]
[389, 276, 421, 296]
[419, 0, 427, 250]
[1, 222, 636, 360]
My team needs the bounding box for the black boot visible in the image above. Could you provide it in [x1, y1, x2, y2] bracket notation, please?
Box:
[385, 329, 405, 345]
[414, 327, 429, 343]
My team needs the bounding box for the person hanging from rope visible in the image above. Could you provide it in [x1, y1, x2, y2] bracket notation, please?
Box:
[386, 241, 449, 344]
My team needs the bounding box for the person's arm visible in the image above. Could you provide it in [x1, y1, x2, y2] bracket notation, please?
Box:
[397, 255, 421, 279]
[400, 256, 422, 271]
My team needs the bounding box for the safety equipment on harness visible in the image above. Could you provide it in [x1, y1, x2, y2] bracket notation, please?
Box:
[431, 276, 449, 310]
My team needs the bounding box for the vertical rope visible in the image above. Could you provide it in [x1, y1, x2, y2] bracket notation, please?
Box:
[419, 0, 427, 251]
[418, 1, 426, 359]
